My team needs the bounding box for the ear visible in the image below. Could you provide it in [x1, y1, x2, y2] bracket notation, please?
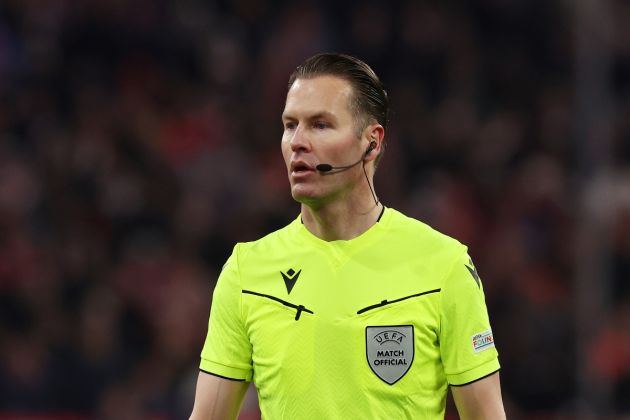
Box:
[363, 124, 385, 162]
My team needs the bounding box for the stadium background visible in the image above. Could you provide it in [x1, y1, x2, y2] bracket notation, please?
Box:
[0, 0, 629, 418]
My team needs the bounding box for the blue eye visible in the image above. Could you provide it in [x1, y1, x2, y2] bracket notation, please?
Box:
[314, 121, 328, 129]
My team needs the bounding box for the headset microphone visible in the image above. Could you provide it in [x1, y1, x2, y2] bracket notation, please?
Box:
[315, 141, 376, 173]
[315, 141, 379, 205]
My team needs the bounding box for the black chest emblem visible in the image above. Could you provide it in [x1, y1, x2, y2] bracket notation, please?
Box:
[366, 325, 414, 385]
[280, 268, 301, 294]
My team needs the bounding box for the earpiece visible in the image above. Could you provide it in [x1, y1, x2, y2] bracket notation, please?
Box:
[365, 141, 376, 155]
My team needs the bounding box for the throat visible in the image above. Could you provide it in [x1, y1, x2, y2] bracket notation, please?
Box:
[301, 202, 383, 241]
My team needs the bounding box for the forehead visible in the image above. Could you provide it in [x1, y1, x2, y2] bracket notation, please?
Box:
[283, 75, 354, 119]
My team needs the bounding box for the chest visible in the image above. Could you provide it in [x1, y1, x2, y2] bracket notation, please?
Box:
[239, 252, 445, 390]
[239, 244, 446, 318]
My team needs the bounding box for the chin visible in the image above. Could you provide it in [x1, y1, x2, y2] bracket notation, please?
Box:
[291, 185, 321, 205]
[291, 189, 314, 203]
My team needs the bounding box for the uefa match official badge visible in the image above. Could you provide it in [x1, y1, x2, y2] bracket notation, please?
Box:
[366, 325, 414, 385]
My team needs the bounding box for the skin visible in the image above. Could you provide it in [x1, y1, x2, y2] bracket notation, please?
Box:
[189, 373, 248, 420]
[189, 75, 506, 419]
[452, 372, 506, 419]
[280, 75, 385, 241]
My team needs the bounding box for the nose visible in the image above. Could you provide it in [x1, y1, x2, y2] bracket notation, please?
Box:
[289, 125, 311, 153]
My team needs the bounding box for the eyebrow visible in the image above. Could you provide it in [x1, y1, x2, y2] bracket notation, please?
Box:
[281, 110, 337, 122]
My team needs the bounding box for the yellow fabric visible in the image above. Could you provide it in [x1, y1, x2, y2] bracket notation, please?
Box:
[200, 208, 499, 419]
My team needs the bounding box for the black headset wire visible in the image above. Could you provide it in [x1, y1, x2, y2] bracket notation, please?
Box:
[363, 162, 379, 206]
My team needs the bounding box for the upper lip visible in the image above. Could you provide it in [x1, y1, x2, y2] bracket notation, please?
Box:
[290, 160, 314, 172]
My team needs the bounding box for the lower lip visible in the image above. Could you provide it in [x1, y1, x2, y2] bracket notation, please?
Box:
[291, 170, 315, 180]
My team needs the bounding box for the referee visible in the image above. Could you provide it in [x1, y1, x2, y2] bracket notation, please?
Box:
[190, 53, 506, 419]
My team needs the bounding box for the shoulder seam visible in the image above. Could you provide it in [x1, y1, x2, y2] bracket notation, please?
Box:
[234, 244, 245, 323]
[437, 245, 469, 334]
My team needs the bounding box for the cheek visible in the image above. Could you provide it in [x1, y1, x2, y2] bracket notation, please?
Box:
[280, 140, 291, 166]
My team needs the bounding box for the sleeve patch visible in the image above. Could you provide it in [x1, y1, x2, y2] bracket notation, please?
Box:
[472, 329, 495, 353]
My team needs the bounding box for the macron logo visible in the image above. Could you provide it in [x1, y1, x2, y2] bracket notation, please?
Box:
[281, 268, 301, 294]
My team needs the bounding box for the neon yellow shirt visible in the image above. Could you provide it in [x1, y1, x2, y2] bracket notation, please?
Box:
[200, 207, 499, 419]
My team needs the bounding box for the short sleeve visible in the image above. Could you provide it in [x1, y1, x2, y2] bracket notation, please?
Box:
[200, 245, 253, 381]
[439, 248, 500, 386]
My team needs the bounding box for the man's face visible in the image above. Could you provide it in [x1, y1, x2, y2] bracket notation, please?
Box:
[281, 75, 367, 206]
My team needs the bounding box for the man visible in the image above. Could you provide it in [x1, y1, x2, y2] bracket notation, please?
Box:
[190, 53, 505, 419]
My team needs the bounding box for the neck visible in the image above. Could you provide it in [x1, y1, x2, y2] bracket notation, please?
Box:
[301, 194, 382, 241]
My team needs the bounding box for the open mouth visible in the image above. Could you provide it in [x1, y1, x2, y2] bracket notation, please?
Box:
[291, 162, 312, 174]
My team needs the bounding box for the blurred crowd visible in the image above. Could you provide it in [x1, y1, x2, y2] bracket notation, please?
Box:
[1, 0, 630, 418]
